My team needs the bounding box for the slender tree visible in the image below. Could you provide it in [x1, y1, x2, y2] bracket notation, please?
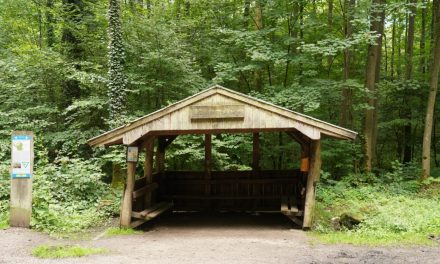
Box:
[364, 0, 385, 171]
[340, 0, 356, 127]
[402, 0, 417, 163]
[46, 0, 55, 47]
[422, 0, 440, 179]
[61, 0, 84, 107]
[107, 0, 127, 122]
[254, 0, 264, 92]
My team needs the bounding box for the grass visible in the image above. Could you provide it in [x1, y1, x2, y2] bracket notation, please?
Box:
[311, 180, 440, 246]
[32, 245, 107, 258]
[0, 222, 8, 230]
[312, 231, 438, 246]
[105, 227, 141, 236]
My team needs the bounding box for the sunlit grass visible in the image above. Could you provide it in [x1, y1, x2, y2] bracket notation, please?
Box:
[105, 227, 141, 236]
[311, 231, 438, 246]
[32, 245, 107, 258]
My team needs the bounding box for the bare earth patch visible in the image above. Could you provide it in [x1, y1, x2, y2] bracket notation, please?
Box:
[0, 213, 438, 264]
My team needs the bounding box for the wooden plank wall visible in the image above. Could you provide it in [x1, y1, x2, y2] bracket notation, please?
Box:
[161, 170, 304, 211]
[122, 94, 320, 145]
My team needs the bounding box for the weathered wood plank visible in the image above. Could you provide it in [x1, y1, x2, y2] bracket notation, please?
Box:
[131, 202, 173, 220]
[190, 105, 245, 120]
[144, 137, 155, 207]
[156, 138, 165, 174]
[165, 195, 284, 200]
[252, 132, 260, 171]
[303, 140, 321, 230]
[130, 219, 147, 228]
[132, 183, 158, 199]
[120, 160, 136, 228]
[88, 86, 356, 147]
[283, 213, 303, 226]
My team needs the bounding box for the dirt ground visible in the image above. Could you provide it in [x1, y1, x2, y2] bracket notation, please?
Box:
[0, 212, 438, 264]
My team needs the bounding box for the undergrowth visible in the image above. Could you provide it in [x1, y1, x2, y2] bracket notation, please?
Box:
[32, 245, 107, 258]
[105, 227, 141, 236]
[0, 158, 121, 236]
[313, 162, 440, 246]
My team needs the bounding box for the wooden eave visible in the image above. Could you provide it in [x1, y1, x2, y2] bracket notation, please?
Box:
[88, 85, 357, 147]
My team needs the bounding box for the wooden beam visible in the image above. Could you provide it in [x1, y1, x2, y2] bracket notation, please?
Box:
[164, 195, 285, 200]
[204, 134, 212, 197]
[286, 130, 310, 149]
[131, 202, 173, 220]
[120, 160, 136, 228]
[144, 137, 154, 207]
[130, 219, 147, 229]
[132, 183, 158, 199]
[163, 135, 177, 148]
[302, 140, 321, 230]
[252, 132, 260, 171]
[156, 138, 165, 174]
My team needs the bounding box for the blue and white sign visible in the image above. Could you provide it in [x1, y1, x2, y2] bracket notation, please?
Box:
[11, 135, 32, 179]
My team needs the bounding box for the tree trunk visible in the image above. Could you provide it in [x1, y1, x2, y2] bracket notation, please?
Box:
[402, 0, 417, 163]
[46, 0, 55, 47]
[254, 0, 263, 92]
[420, 0, 427, 75]
[340, 0, 356, 127]
[422, 0, 440, 179]
[363, 0, 385, 172]
[372, 1, 385, 162]
[327, 0, 334, 75]
[243, 0, 250, 27]
[391, 15, 396, 78]
[61, 0, 84, 107]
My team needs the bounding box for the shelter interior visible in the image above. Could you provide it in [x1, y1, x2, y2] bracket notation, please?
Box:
[88, 85, 356, 230]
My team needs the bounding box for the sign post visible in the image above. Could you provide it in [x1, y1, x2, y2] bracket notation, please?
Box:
[10, 131, 34, 228]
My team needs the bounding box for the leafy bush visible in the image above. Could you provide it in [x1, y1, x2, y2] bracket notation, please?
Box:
[313, 174, 440, 245]
[31, 158, 120, 234]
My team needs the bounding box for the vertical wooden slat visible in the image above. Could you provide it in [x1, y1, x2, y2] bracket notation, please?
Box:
[252, 132, 260, 170]
[252, 133, 260, 208]
[205, 134, 212, 206]
[302, 140, 321, 230]
[144, 137, 155, 207]
[120, 159, 136, 228]
[156, 137, 165, 174]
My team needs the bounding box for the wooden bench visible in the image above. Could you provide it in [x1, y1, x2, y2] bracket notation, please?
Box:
[130, 202, 173, 228]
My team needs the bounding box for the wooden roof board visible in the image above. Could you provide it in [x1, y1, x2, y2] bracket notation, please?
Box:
[88, 85, 357, 147]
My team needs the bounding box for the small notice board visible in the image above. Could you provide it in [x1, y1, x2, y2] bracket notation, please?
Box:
[10, 131, 34, 228]
[11, 135, 33, 178]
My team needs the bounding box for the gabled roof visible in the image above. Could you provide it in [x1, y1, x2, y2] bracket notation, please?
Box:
[88, 85, 357, 147]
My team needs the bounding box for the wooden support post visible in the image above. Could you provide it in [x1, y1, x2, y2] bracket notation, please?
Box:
[302, 140, 321, 230]
[120, 158, 136, 228]
[156, 138, 165, 174]
[252, 133, 260, 171]
[252, 133, 260, 209]
[144, 137, 154, 207]
[204, 134, 212, 201]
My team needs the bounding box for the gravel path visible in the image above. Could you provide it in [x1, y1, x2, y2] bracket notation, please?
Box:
[0, 212, 438, 264]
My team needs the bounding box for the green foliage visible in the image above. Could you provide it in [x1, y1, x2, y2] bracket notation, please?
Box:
[105, 227, 141, 236]
[31, 158, 120, 234]
[313, 174, 440, 245]
[0, 0, 439, 241]
[32, 245, 107, 258]
[107, 0, 127, 121]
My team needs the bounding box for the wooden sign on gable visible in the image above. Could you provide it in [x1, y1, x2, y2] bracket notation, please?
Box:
[190, 105, 245, 121]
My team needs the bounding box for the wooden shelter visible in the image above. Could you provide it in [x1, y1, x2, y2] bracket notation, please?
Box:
[88, 85, 356, 230]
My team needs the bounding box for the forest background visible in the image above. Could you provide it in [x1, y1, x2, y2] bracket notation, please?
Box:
[0, 0, 439, 245]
